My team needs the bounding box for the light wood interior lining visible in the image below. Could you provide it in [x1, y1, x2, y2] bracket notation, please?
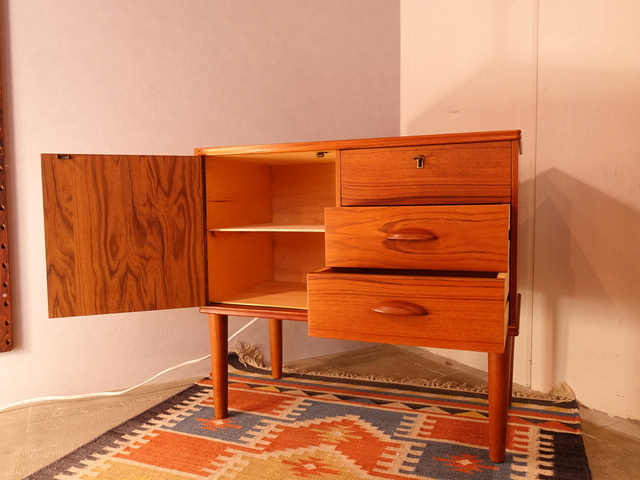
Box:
[205, 154, 334, 309]
[206, 157, 335, 230]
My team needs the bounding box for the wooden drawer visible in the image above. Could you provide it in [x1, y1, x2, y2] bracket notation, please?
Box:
[340, 141, 512, 206]
[325, 204, 509, 272]
[308, 268, 508, 353]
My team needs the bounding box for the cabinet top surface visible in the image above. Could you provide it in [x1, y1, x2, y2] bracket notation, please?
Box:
[195, 130, 521, 157]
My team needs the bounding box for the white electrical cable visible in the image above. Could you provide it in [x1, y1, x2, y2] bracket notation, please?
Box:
[0, 317, 261, 414]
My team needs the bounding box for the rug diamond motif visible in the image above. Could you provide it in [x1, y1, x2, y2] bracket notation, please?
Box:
[216, 445, 382, 479]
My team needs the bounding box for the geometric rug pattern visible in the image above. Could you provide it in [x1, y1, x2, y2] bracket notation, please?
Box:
[27, 355, 591, 479]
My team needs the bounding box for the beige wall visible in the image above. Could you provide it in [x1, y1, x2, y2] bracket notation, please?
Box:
[401, 0, 640, 420]
[0, 1, 399, 408]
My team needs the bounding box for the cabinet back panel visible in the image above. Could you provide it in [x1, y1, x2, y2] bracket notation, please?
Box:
[272, 163, 336, 225]
[273, 232, 326, 284]
[42, 154, 205, 317]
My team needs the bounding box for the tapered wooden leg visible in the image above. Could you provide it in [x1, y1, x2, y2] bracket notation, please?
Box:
[269, 318, 283, 379]
[208, 314, 228, 419]
[488, 337, 514, 463]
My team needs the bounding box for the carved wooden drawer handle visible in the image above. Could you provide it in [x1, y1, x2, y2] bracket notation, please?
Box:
[371, 300, 429, 316]
[385, 228, 438, 242]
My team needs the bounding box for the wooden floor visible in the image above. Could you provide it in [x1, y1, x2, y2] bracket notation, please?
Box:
[1, 344, 639, 479]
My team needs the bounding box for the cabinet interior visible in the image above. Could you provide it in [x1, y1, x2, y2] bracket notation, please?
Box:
[205, 151, 336, 309]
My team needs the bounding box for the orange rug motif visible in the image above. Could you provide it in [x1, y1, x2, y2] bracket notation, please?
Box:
[27, 354, 591, 479]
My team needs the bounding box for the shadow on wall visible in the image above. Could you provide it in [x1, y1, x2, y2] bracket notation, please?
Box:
[533, 168, 640, 388]
[400, 2, 640, 418]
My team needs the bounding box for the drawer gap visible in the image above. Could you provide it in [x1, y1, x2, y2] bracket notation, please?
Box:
[328, 267, 503, 279]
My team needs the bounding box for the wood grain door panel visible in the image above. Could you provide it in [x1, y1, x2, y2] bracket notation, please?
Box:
[42, 154, 205, 317]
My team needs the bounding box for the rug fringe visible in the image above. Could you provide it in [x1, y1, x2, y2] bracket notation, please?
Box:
[234, 342, 266, 369]
[233, 343, 575, 402]
[513, 382, 576, 403]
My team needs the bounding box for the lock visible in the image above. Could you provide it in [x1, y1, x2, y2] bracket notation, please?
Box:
[413, 155, 425, 169]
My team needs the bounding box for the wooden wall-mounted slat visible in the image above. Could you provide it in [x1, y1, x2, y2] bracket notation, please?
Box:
[0, 41, 12, 352]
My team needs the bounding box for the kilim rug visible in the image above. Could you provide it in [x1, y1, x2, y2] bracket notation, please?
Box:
[27, 351, 591, 480]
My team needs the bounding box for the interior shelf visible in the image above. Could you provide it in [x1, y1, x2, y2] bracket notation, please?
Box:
[210, 223, 325, 233]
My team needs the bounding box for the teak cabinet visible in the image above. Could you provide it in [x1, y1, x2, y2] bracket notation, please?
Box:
[42, 130, 520, 463]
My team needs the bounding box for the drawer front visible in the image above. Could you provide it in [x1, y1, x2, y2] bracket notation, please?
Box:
[325, 204, 509, 272]
[340, 141, 512, 206]
[308, 269, 508, 353]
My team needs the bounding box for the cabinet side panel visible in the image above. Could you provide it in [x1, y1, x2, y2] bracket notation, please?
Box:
[42, 154, 205, 317]
[205, 157, 272, 229]
[509, 139, 520, 332]
[207, 231, 274, 302]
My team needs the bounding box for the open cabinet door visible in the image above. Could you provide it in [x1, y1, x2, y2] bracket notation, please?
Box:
[42, 154, 205, 318]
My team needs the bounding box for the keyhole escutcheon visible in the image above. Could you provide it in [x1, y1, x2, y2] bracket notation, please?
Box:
[414, 155, 425, 169]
